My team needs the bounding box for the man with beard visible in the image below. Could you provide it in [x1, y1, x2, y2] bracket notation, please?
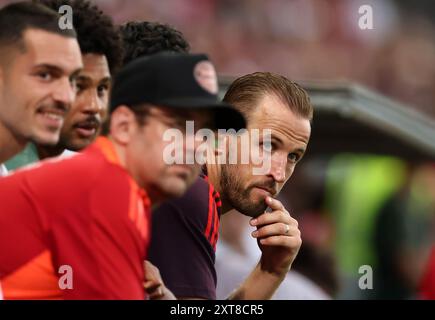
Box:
[6, 0, 123, 170]
[148, 72, 313, 299]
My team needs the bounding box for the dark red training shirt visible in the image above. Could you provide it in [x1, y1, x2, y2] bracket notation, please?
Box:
[148, 173, 221, 299]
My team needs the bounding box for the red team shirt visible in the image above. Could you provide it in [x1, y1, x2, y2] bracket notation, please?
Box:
[0, 137, 151, 299]
[420, 247, 435, 299]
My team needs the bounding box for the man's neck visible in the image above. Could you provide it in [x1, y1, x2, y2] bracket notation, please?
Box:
[107, 135, 158, 205]
[36, 144, 65, 160]
[205, 162, 220, 190]
[0, 122, 26, 163]
[220, 209, 248, 256]
[205, 162, 233, 214]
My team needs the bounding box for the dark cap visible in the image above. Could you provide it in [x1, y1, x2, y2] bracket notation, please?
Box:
[110, 52, 246, 131]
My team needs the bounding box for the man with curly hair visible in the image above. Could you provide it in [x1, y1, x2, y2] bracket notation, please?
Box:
[120, 21, 189, 64]
[6, 0, 123, 170]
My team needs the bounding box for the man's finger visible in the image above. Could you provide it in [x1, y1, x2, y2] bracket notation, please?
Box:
[250, 210, 297, 227]
[265, 196, 286, 211]
[259, 235, 302, 248]
[148, 287, 164, 300]
[144, 280, 162, 291]
[144, 260, 162, 282]
[252, 223, 300, 239]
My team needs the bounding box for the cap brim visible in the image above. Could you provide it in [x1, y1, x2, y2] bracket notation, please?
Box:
[156, 98, 246, 131]
[211, 104, 246, 131]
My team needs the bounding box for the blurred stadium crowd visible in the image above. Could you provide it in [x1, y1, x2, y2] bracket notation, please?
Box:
[88, 0, 435, 117]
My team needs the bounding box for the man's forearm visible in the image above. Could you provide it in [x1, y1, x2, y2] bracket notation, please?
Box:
[227, 261, 287, 300]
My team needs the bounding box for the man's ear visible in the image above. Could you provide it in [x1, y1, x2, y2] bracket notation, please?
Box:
[109, 106, 136, 145]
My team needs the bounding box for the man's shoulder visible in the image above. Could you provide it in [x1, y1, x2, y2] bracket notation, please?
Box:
[149, 174, 219, 299]
[153, 173, 221, 249]
[2, 147, 108, 191]
[187, 174, 212, 197]
[16, 151, 96, 176]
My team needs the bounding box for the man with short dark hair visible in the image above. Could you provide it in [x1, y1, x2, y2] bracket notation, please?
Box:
[6, 0, 123, 170]
[0, 1, 82, 172]
[0, 53, 245, 299]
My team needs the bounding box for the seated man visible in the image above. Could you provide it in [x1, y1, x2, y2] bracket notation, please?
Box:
[0, 53, 245, 299]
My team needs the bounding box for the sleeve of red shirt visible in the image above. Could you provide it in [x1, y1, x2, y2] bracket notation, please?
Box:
[0, 166, 49, 280]
[0, 155, 147, 299]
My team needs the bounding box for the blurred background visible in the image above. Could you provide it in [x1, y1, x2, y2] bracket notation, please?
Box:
[3, 0, 434, 299]
[89, 0, 435, 119]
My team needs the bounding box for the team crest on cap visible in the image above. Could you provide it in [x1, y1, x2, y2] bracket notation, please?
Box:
[193, 61, 218, 95]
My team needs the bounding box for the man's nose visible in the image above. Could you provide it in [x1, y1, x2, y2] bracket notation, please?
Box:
[53, 77, 75, 106]
[269, 153, 287, 183]
[82, 90, 104, 115]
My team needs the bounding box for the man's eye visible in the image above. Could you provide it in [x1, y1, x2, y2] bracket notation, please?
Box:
[38, 72, 52, 81]
[260, 141, 276, 152]
[288, 153, 299, 163]
[75, 83, 84, 92]
[97, 85, 108, 96]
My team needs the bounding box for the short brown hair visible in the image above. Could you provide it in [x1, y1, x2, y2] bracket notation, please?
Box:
[223, 72, 313, 121]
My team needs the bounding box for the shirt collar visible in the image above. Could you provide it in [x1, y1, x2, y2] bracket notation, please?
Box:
[0, 164, 8, 177]
[93, 137, 151, 208]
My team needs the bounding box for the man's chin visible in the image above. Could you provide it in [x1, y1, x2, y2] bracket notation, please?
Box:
[235, 200, 267, 218]
[64, 139, 94, 152]
[147, 185, 186, 204]
[31, 130, 60, 146]
[162, 180, 188, 199]
[168, 188, 186, 199]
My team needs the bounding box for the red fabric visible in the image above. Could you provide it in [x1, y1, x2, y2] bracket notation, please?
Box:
[0, 137, 151, 299]
[420, 247, 435, 299]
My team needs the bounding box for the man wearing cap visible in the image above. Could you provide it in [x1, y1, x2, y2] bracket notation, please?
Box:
[0, 53, 245, 299]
